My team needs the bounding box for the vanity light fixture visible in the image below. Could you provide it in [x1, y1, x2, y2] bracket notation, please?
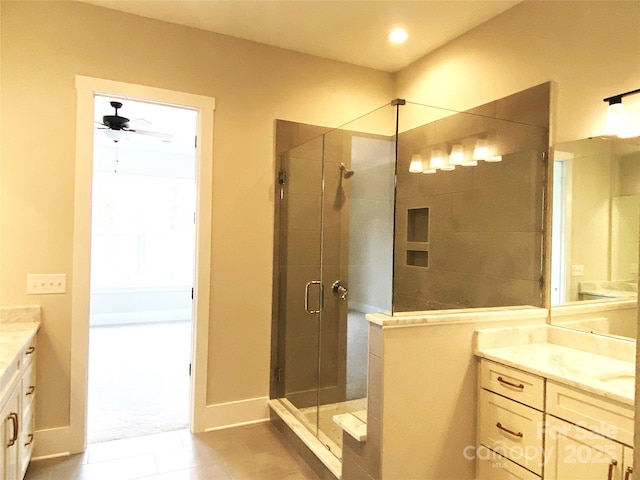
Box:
[473, 138, 490, 161]
[449, 144, 465, 165]
[409, 154, 424, 173]
[430, 149, 444, 170]
[603, 88, 640, 138]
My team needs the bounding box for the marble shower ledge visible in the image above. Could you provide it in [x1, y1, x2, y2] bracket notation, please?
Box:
[366, 306, 547, 327]
[474, 324, 635, 406]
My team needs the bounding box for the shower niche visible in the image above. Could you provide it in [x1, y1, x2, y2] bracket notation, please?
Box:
[406, 207, 429, 267]
[271, 82, 551, 465]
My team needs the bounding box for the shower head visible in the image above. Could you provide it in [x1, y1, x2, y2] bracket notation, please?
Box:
[339, 163, 355, 179]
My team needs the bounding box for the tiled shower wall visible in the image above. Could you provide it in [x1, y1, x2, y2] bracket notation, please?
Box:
[393, 83, 551, 311]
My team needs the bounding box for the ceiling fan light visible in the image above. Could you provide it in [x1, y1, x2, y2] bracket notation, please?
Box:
[104, 129, 126, 142]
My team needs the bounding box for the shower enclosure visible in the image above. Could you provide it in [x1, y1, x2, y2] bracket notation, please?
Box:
[271, 83, 551, 462]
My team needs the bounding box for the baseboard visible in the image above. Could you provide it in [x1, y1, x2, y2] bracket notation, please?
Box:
[32, 426, 75, 460]
[203, 396, 270, 431]
[31, 398, 270, 459]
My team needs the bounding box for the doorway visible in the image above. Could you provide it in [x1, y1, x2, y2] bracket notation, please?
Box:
[87, 95, 197, 443]
[70, 76, 215, 454]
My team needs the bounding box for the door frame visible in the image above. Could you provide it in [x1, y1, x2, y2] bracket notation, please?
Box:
[70, 75, 215, 453]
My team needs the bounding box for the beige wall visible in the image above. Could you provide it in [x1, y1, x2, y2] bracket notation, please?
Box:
[396, 1, 640, 144]
[0, 1, 393, 431]
[2, 0, 640, 455]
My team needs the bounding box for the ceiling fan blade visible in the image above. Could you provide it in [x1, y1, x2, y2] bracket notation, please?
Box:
[129, 129, 174, 140]
[127, 118, 152, 129]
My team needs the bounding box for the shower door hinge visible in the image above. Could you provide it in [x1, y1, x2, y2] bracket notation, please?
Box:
[278, 170, 287, 185]
[189, 363, 192, 376]
[539, 275, 544, 289]
[275, 367, 283, 383]
[194, 135, 198, 148]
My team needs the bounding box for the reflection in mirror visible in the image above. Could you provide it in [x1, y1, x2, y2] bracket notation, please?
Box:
[550, 136, 640, 340]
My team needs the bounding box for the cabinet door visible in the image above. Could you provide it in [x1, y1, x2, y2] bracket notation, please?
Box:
[2, 385, 21, 480]
[19, 361, 36, 478]
[544, 416, 623, 480]
[478, 454, 541, 480]
[623, 447, 634, 480]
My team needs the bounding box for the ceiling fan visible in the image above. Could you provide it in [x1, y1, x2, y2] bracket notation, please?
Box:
[95, 101, 174, 142]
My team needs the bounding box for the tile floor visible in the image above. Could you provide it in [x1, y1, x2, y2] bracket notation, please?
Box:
[24, 422, 322, 480]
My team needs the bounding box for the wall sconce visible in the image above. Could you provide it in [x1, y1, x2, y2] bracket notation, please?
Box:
[603, 88, 640, 138]
[409, 154, 424, 173]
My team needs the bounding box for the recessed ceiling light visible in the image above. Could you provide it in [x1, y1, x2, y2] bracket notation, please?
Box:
[388, 28, 408, 44]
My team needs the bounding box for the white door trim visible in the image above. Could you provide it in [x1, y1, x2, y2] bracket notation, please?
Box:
[68, 75, 214, 453]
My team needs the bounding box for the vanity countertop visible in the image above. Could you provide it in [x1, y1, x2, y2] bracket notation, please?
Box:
[0, 322, 40, 392]
[475, 325, 635, 406]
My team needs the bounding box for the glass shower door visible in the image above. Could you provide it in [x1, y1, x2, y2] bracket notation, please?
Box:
[276, 135, 324, 436]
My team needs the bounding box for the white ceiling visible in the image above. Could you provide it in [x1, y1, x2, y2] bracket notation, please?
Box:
[77, 0, 521, 72]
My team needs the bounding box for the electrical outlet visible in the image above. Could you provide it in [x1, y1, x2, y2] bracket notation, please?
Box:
[26, 274, 67, 294]
[571, 264, 584, 277]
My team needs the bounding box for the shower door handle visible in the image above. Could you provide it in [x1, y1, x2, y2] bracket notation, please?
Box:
[304, 281, 323, 314]
[331, 280, 348, 301]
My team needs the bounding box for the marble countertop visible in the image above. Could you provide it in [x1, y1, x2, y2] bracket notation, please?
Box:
[475, 325, 635, 406]
[0, 322, 40, 391]
[367, 305, 548, 327]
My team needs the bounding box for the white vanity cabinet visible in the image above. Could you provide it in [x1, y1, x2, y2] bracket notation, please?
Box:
[478, 360, 545, 478]
[544, 381, 633, 480]
[1, 336, 37, 480]
[478, 359, 635, 480]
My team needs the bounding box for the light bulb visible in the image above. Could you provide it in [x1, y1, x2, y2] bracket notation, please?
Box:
[485, 155, 502, 163]
[473, 138, 489, 161]
[605, 101, 629, 137]
[449, 145, 464, 165]
[430, 149, 444, 170]
[388, 28, 408, 44]
[409, 154, 423, 173]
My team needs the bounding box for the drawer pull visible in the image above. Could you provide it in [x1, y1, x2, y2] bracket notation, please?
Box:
[496, 422, 523, 438]
[26, 386, 35, 396]
[24, 434, 34, 447]
[625, 466, 633, 480]
[26, 346, 35, 355]
[608, 459, 618, 480]
[6, 412, 19, 447]
[497, 376, 524, 390]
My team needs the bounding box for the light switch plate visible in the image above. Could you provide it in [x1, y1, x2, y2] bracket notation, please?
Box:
[27, 274, 67, 294]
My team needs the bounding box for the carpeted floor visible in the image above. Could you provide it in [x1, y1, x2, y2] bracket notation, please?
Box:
[87, 320, 191, 444]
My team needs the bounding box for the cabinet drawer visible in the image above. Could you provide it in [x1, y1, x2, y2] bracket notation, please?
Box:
[546, 381, 634, 447]
[22, 337, 37, 367]
[477, 452, 541, 480]
[22, 362, 36, 412]
[481, 360, 544, 410]
[479, 389, 544, 475]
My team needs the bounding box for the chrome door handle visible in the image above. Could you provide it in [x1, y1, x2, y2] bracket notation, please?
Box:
[331, 280, 348, 300]
[305, 281, 322, 314]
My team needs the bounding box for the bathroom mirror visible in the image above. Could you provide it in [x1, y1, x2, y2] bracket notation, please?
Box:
[549, 136, 640, 340]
